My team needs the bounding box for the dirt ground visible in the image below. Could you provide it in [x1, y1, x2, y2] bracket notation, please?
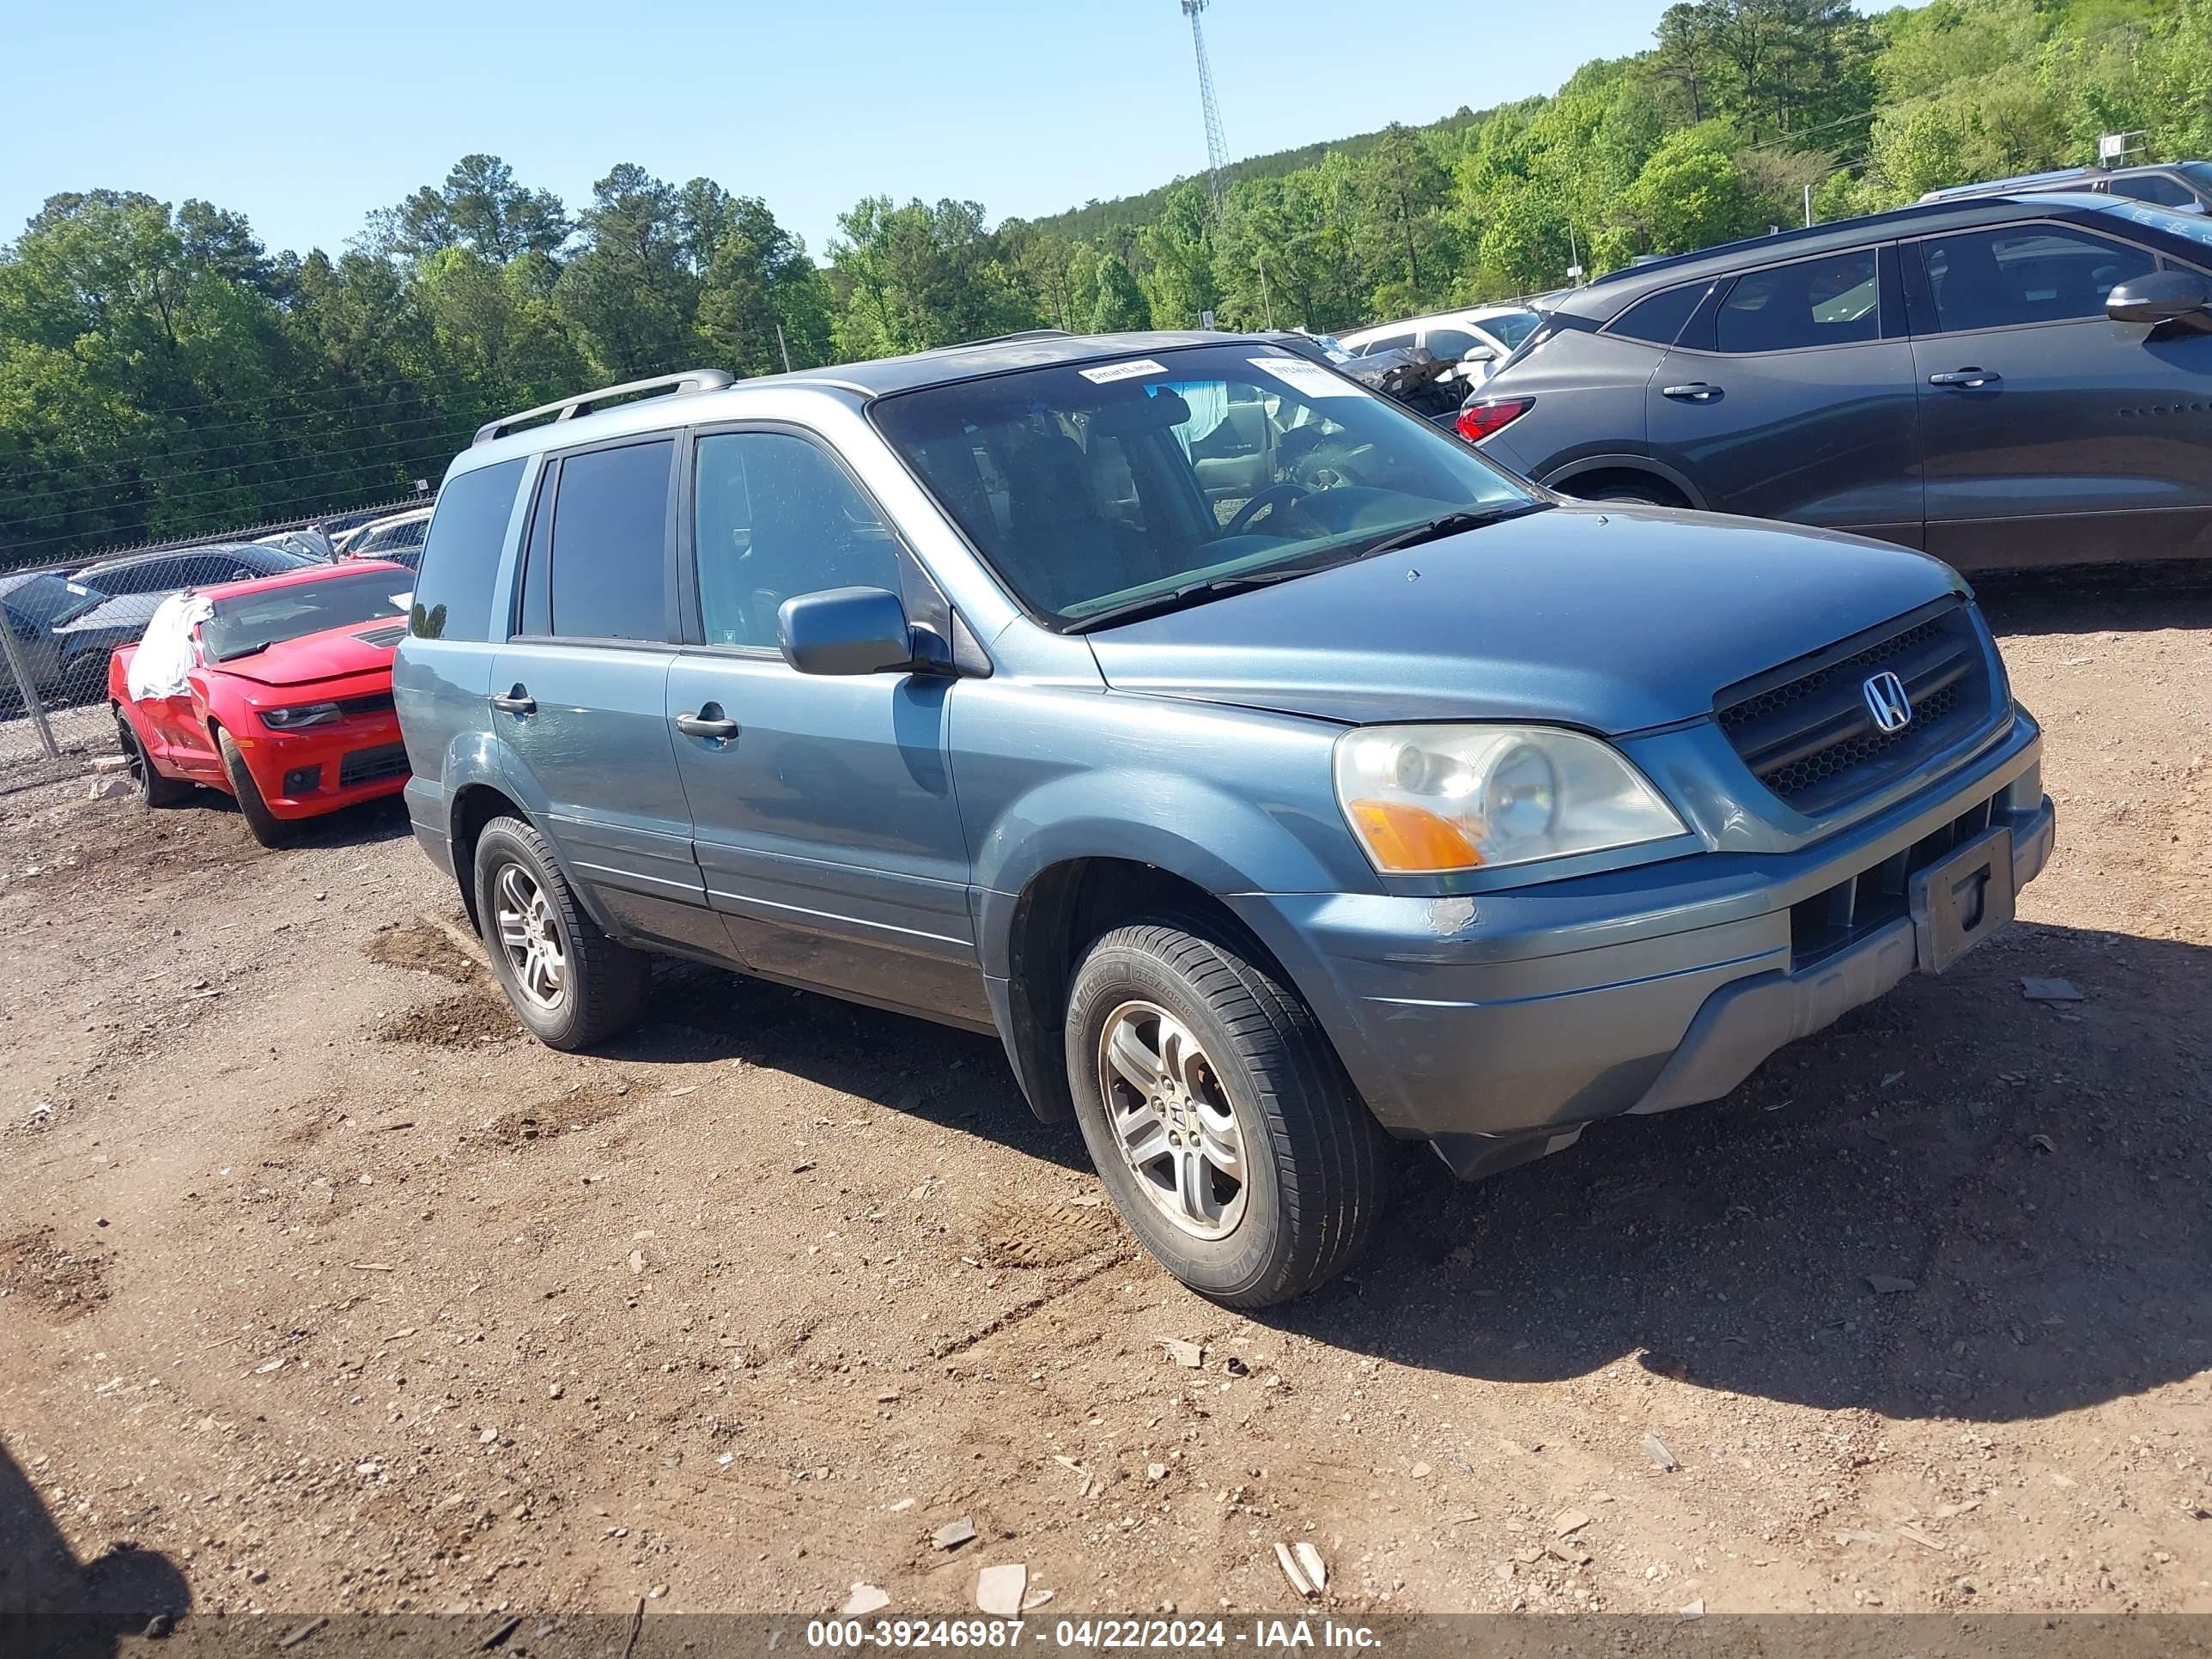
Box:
[1, 569, 2207, 1630]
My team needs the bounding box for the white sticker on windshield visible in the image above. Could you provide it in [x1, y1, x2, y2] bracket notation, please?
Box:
[1079, 358, 1168, 384]
[391, 592, 413, 612]
[1247, 356, 1360, 398]
[65, 581, 91, 596]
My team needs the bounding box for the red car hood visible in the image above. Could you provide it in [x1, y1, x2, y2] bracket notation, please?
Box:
[215, 618, 405, 689]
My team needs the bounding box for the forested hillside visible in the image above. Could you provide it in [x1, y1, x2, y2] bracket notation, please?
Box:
[3, 0, 2208, 564]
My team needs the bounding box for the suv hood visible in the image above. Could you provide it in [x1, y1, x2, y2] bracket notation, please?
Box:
[1085, 504, 1966, 735]
[216, 619, 404, 688]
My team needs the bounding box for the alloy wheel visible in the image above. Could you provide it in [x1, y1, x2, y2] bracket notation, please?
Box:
[493, 862, 568, 1012]
[1096, 999, 1249, 1240]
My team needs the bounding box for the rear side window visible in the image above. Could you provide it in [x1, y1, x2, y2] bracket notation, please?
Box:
[1358, 331, 1417, 356]
[411, 459, 525, 641]
[1607, 282, 1708, 346]
[546, 440, 673, 641]
[2109, 173, 2196, 209]
[1716, 252, 1880, 353]
[1917, 225, 2156, 332]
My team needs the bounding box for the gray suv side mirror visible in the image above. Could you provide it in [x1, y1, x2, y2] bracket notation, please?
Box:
[777, 586, 915, 676]
[2107, 269, 2212, 331]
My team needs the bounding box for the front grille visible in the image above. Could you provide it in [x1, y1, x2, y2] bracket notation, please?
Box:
[353, 623, 408, 648]
[1789, 790, 2000, 968]
[337, 742, 409, 788]
[1716, 603, 1995, 816]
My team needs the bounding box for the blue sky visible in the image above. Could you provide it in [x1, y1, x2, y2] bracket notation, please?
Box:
[10, 0, 1729, 259]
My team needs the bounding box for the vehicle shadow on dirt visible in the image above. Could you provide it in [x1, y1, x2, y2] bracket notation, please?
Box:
[611, 958, 1089, 1174]
[161, 788, 411, 852]
[1267, 919, 2212, 1425]
[1976, 562, 2212, 637]
[0, 1440, 188, 1655]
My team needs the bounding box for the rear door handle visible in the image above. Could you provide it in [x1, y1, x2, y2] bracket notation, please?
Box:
[1662, 383, 1723, 403]
[674, 704, 739, 741]
[1929, 368, 2000, 387]
[489, 686, 536, 714]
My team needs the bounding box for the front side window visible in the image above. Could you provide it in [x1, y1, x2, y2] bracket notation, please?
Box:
[1918, 225, 2157, 332]
[545, 440, 673, 641]
[204, 571, 410, 662]
[692, 432, 902, 648]
[1357, 331, 1417, 356]
[871, 343, 1538, 628]
[411, 458, 525, 641]
[1424, 327, 1481, 360]
[1716, 251, 1880, 352]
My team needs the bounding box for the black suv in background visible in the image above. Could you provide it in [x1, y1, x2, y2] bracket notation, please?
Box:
[1464, 191, 2212, 570]
[1922, 161, 2212, 215]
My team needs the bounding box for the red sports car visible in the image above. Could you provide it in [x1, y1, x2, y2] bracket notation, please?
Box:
[107, 561, 416, 846]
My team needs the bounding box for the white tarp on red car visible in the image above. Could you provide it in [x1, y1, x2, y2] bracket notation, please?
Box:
[124, 592, 214, 702]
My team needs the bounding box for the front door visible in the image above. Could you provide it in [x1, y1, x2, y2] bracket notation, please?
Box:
[668, 428, 987, 1028]
[491, 434, 712, 951]
[1905, 220, 2212, 568]
[1647, 243, 1925, 544]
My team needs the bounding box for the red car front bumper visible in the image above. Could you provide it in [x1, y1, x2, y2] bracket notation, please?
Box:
[228, 712, 410, 820]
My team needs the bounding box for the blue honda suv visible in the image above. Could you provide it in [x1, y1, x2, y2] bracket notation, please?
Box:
[392, 334, 2053, 1306]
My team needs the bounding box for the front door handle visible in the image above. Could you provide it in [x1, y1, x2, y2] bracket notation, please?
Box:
[1662, 382, 1723, 403]
[489, 686, 536, 714]
[1928, 368, 2001, 387]
[674, 704, 740, 741]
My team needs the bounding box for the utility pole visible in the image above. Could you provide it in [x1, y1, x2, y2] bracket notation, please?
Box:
[1182, 1, 1231, 209]
[1804, 181, 1814, 228]
[775, 322, 793, 374]
[1257, 250, 1274, 329]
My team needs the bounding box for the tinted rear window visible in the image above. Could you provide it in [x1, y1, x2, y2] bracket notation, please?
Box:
[547, 440, 673, 641]
[1607, 282, 1707, 345]
[411, 459, 525, 641]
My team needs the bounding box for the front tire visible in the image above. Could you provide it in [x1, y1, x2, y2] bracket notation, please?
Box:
[216, 728, 290, 846]
[472, 815, 648, 1050]
[1063, 919, 1389, 1307]
[114, 708, 192, 807]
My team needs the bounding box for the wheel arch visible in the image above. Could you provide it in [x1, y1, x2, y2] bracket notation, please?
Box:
[1541, 453, 1704, 507]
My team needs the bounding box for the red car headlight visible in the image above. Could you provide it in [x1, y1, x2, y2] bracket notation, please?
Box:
[261, 702, 343, 731]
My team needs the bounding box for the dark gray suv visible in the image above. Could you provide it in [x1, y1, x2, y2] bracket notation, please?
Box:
[394, 337, 2052, 1305]
[1465, 192, 2212, 569]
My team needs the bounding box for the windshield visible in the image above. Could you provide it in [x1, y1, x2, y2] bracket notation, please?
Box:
[2184, 162, 2212, 193]
[1480, 309, 1542, 349]
[870, 343, 1536, 627]
[200, 569, 410, 661]
[3, 574, 108, 629]
[2096, 197, 2212, 253]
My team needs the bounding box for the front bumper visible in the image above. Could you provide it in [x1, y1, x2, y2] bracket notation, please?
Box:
[236, 716, 410, 819]
[1228, 713, 2051, 1178]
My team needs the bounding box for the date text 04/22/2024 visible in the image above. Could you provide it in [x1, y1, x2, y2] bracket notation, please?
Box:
[804, 1617, 1383, 1650]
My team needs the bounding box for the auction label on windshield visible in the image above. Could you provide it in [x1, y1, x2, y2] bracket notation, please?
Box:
[1247, 356, 1358, 398]
[1079, 358, 1169, 384]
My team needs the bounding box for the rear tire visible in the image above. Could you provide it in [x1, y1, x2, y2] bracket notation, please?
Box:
[113, 708, 192, 807]
[1571, 479, 1686, 507]
[1063, 918, 1390, 1308]
[472, 815, 648, 1050]
[216, 729, 290, 847]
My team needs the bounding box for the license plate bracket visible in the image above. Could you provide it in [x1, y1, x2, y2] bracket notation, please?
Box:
[1910, 825, 2014, 975]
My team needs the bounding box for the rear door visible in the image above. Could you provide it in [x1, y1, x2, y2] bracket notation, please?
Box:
[1646, 243, 1925, 544]
[490, 435, 716, 952]
[1904, 217, 2212, 568]
[665, 425, 988, 1028]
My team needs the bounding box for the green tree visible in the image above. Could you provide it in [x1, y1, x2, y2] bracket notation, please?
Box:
[1089, 254, 1151, 331]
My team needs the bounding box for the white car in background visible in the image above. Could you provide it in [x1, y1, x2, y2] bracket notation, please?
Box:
[334, 506, 433, 568]
[1339, 305, 1545, 387]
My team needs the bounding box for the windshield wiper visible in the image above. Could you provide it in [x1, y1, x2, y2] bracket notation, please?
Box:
[1350, 500, 1553, 561]
[1064, 563, 1328, 635]
[215, 641, 271, 661]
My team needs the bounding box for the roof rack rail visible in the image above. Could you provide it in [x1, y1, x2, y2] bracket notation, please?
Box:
[953, 329, 1073, 348]
[472, 368, 737, 446]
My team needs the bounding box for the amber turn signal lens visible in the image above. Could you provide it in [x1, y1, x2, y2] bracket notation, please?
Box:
[1347, 799, 1484, 872]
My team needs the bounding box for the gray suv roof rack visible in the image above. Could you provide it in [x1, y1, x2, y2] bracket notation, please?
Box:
[472, 368, 737, 446]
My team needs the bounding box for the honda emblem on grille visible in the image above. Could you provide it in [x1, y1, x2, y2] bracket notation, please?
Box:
[1863, 670, 1913, 733]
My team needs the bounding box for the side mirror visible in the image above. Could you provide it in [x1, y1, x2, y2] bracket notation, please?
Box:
[1460, 345, 1498, 363]
[2107, 269, 2212, 330]
[777, 586, 915, 677]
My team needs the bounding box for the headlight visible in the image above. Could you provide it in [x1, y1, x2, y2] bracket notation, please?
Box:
[261, 702, 343, 731]
[1334, 724, 1686, 873]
